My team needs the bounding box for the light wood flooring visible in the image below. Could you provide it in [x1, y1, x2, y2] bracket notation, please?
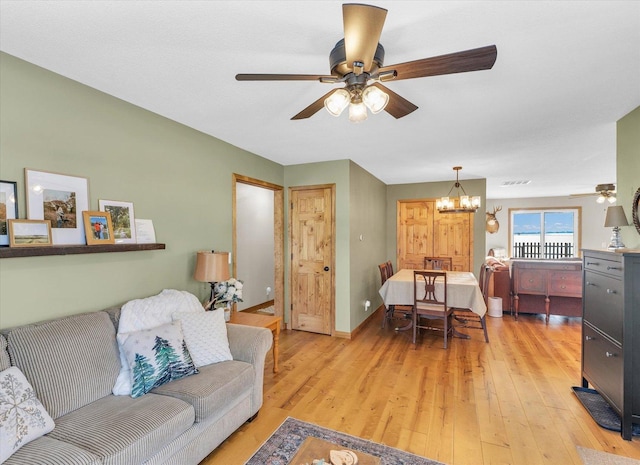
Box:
[202, 309, 640, 465]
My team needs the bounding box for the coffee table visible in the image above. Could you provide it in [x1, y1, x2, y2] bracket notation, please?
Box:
[289, 437, 381, 465]
[228, 312, 281, 373]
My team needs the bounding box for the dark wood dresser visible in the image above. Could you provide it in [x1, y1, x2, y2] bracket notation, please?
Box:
[581, 249, 640, 440]
[511, 259, 582, 321]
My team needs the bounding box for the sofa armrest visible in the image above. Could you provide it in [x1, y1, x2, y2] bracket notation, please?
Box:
[226, 324, 272, 415]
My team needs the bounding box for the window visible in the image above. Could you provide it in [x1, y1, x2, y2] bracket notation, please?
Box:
[509, 207, 581, 258]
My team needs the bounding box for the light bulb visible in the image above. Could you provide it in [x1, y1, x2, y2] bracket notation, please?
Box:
[471, 196, 481, 208]
[324, 89, 350, 117]
[607, 195, 617, 203]
[362, 86, 389, 114]
[596, 195, 606, 204]
[460, 196, 470, 208]
[348, 101, 368, 123]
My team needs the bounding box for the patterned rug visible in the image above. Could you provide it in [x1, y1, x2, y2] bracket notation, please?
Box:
[572, 387, 640, 436]
[245, 417, 445, 465]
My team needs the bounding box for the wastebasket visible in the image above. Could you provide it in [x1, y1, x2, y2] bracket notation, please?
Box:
[488, 297, 503, 318]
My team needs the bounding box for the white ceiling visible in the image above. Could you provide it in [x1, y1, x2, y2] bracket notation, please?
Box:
[1, 1, 639, 199]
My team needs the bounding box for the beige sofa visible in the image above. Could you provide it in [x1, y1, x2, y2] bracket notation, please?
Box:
[0, 305, 272, 465]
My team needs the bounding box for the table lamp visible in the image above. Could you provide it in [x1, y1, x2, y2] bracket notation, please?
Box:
[193, 251, 230, 309]
[604, 205, 628, 250]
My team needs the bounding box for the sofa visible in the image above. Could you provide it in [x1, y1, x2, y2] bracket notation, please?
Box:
[0, 298, 273, 465]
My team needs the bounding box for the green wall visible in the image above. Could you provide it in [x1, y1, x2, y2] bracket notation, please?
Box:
[348, 161, 387, 330]
[386, 179, 487, 277]
[0, 52, 283, 328]
[617, 106, 640, 249]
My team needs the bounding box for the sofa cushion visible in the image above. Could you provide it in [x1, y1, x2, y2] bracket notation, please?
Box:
[0, 367, 55, 463]
[172, 309, 232, 367]
[3, 435, 101, 465]
[5, 311, 121, 419]
[117, 321, 198, 398]
[151, 360, 254, 423]
[47, 393, 194, 465]
[0, 335, 10, 371]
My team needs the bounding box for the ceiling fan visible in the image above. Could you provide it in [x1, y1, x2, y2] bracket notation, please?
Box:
[571, 183, 617, 203]
[235, 3, 497, 122]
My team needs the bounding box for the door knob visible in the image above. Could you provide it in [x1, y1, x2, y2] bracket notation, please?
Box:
[324, 266, 330, 271]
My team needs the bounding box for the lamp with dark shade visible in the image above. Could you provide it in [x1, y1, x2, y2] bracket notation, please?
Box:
[604, 205, 629, 250]
[193, 251, 230, 309]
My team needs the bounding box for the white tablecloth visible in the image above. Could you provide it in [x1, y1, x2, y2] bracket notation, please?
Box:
[378, 269, 487, 318]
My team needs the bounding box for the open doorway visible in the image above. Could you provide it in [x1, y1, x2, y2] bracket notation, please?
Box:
[232, 174, 284, 320]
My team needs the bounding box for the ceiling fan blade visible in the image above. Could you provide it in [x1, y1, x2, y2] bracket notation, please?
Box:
[379, 45, 497, 81]
[370, 83, 418, 119]
[343, 3, 387, 73]
[291, 89, 337, 120]
[236, 74, 334, 81]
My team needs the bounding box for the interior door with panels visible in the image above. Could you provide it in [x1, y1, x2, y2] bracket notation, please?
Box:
[289, 185, 335, 335]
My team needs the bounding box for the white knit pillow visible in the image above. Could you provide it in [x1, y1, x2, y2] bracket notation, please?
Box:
[172, 309, 232, 367]
[0, 367, 55, 463]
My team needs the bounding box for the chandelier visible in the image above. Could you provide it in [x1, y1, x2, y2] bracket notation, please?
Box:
[436, 166, 481, 213]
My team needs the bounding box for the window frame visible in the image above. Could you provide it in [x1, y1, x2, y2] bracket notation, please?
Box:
[508, 207, 582, 259]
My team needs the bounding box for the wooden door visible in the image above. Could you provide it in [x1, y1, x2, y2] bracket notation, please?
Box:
[290, 185, 334, 335]
[433, 210, 472, 271]
[397, 199, 473, 272]
[397, 200, 435, 269]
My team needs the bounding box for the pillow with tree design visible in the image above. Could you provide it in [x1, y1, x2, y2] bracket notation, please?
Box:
[117, 321, 198, 398]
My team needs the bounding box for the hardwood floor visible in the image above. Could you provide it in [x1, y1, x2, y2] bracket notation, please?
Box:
[202, 310, 640, 464]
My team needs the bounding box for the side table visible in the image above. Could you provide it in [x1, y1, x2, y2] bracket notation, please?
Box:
[228, 312, 281, 373]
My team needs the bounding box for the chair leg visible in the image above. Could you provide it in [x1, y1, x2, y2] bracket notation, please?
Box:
[481, 315, 489, 343]
[412, 311, 418, 345]
[443, 314, 448, 349]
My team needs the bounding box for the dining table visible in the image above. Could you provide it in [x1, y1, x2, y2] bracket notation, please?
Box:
[378, 269, 487, 334]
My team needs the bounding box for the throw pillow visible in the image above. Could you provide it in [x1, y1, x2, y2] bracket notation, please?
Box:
[173, 309, 233, 367]
[113, 289, 204, 396]
[0, 366, 55, 463]
[117, 321, 198, 398]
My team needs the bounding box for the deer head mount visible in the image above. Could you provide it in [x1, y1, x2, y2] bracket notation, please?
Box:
[486, 206, 502, 234]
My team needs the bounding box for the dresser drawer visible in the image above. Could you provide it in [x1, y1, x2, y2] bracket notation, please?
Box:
[583, 323, 623, 410]
[515, 269, 546, 294]
[549, 270, 582, 297]
[584, 256, 623, 277]
[583, 271, 623, 343]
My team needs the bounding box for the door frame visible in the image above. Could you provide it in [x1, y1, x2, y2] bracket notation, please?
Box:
[232, 174, 284, 320]
[288, 184, 336, 335]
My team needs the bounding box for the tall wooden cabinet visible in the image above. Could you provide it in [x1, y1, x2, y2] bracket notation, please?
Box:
[396, 199, 473, 271]
[581, 249, 640, 440]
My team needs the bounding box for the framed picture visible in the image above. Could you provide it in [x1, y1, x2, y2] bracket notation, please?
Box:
[82, 211, 115, 245]
[8, 219, 53, 247]
[25, 169, 89, 245]
[1, 180, 18, 246]
[98, 199, 136, 244]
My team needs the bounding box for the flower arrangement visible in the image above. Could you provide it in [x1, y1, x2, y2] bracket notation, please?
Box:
[211, 278, 243, 309]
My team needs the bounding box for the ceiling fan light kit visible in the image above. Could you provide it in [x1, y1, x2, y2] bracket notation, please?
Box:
[236, 3, 497, 122]
[437, 167, 481, 214]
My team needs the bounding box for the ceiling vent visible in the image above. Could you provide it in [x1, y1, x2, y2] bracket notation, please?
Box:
[500, 180, 531, 187]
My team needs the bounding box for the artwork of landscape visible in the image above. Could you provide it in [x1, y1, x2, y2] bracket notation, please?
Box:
[104, 205, 132, 239]
[0, 192, 6, 235]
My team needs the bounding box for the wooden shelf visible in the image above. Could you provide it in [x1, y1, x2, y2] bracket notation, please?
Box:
[0, 243, 165, 258]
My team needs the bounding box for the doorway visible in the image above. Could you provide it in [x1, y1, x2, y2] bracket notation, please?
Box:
[289, 184, 335, 335]
[232, 174, 284, 320]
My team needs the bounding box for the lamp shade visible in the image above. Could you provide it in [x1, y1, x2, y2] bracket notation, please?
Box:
[604, 205, 629, 227]
[193, 251, 230, 283]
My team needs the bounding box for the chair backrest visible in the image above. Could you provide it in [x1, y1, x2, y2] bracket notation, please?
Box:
[385, 260, 394, 277]
[413, 271, 447, 309]
[479, 264, 494, 305]
[423, 256, 453, 271]
[379, 263, 390, 285]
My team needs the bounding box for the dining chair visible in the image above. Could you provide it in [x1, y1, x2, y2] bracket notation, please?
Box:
[451, 264, 490, 343]
[380, 261, 412, 328]
[423, 256, 453, 271]
[412, 271, 454, 348]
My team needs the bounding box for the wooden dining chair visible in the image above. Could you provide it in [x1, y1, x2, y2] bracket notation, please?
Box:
[423, 256, 453, 271]
[413, 271, 454, 348]
[380, 261, 412, 328]
[451, 264, 490, 343]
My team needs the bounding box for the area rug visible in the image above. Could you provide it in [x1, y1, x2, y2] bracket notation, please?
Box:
[245, 417, 445, 465]
[577, 446, 640, 465]
[572, 387, 640, 436]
